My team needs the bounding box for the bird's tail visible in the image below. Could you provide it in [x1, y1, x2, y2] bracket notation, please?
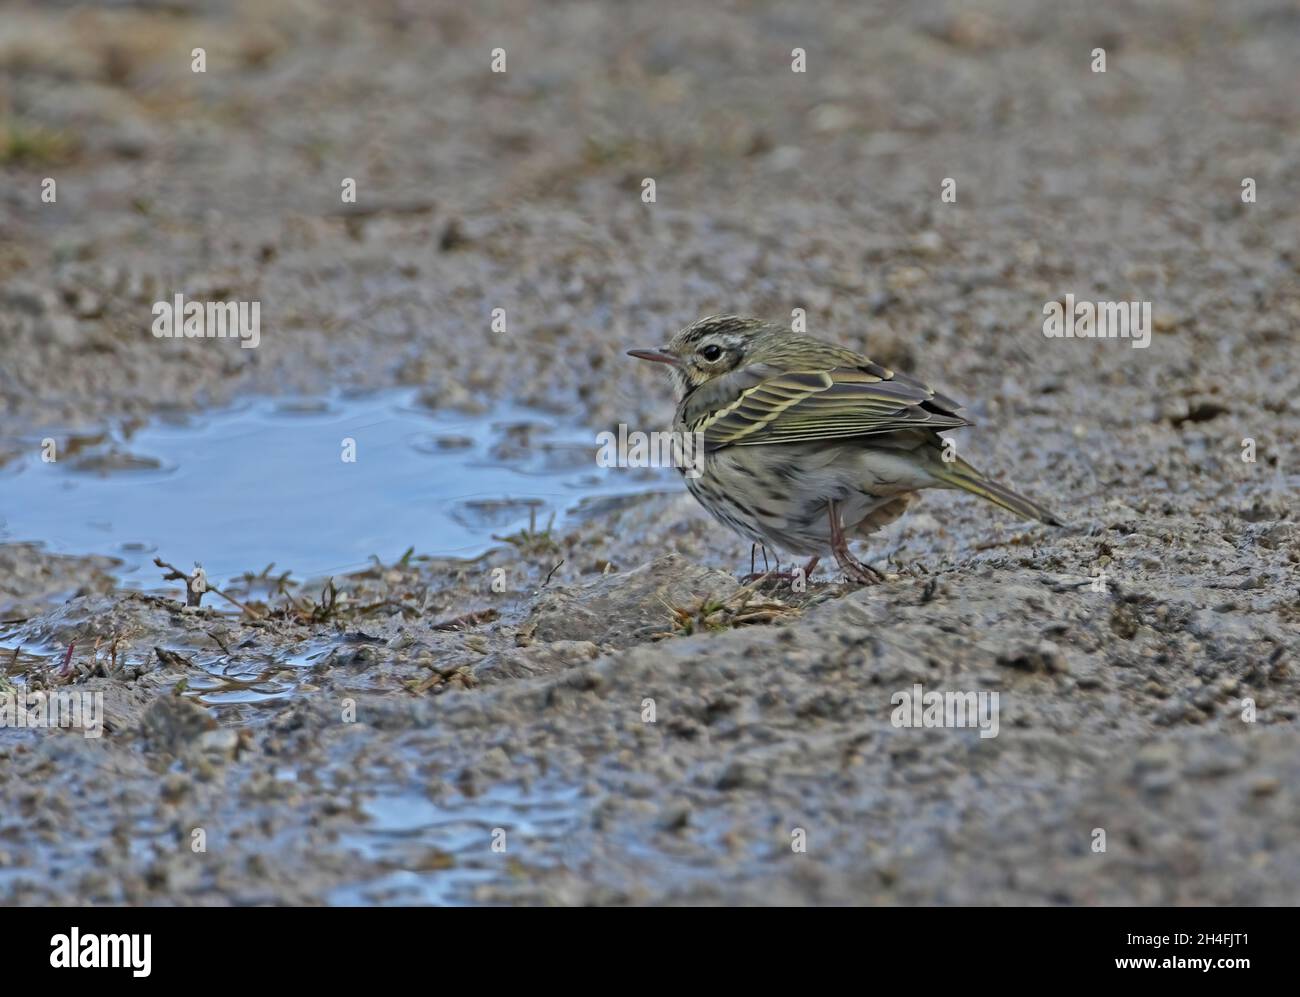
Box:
[931, 456, 1063, 527]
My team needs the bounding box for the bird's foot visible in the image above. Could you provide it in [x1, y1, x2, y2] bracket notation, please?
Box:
[827, 500, 883, 585]
[740, 570, 796, 583]
[739, 556, 820, 586]
[833, 552, 884, 585]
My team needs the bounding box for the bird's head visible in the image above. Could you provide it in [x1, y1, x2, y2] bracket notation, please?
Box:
[627, 315, 771, 396]
[628, 314, 861, 397]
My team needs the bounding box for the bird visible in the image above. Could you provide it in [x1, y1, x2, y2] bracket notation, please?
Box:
[628, 314, 1061, 583]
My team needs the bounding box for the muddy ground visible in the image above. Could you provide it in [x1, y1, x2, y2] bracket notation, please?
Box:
[1, 0, 1298, 904]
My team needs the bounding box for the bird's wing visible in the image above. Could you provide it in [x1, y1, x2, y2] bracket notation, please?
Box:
[682, 363, 969, 451]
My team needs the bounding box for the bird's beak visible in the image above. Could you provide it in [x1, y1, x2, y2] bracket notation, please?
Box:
[627, 347, 681, 367]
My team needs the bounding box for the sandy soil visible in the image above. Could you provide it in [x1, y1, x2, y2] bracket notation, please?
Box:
[0, 0, 1297, 904]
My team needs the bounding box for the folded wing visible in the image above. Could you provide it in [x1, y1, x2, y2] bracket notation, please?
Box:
[683, 364, 968, 451]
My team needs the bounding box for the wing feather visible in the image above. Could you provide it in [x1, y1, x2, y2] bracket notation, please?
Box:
[682, 364, 968, 451]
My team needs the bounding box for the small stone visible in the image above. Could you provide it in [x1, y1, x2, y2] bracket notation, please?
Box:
[997, 641, 1067, 674]
[1134, 741, 1179, 771]
[160, 773, 191, 803]
[912, 231, 943, 254]
[886, 266, 928, 291]
[1139, 770, 1177, 795]
[716, 760, 764, 791]
[196, 727, 240, 761]
[1250, 777, 1280, 797]
[810, 103, 856, 132]
[659, 801, 691, 831]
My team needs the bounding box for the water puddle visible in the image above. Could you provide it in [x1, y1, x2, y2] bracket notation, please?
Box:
[329, 780, 585, 905]
[0, 389, 669, 587]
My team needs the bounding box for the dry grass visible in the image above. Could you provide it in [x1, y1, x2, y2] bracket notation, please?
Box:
[657, 576, 800, 638]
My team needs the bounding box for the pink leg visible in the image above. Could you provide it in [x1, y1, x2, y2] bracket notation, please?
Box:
[828, 500, 883, 584]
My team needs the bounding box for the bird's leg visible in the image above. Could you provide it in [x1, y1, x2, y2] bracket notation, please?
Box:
[740, 545, 799, 584]
[827, 500, 882, 584]
[801, 556, 820, 580]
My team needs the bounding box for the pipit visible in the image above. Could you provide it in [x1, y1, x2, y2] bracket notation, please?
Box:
[629, 315, 1061, 583]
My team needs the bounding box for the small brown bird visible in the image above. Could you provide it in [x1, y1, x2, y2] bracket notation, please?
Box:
[629, 315, 1061, 583]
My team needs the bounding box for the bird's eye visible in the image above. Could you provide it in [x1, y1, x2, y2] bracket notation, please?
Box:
[699, 344, 723, 362]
